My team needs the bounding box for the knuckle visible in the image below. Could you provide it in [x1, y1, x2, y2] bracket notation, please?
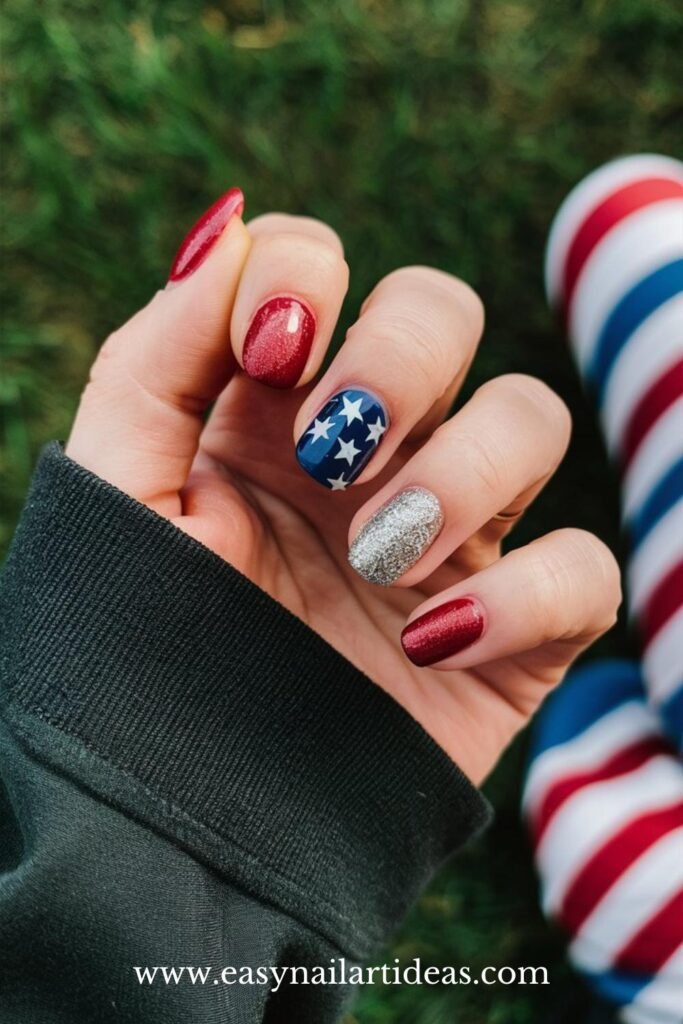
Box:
[449, 428, 507, 499]
[293, 217, 345, 254]
[351, 307, 449, 392]
[375, 265, 426, 290]
[532, 529, 622, 638]
[247, 213, 344, 255]
[252, 231, 344, 275]
[446, 277, 485, 333]
[418, 267, 484, 329]
[481, 374, 572, 453]
[358, 269, 484, 381]
[385, 312, 448, 390]
[495, 373, 568, 421]
[525, 544, 581, 642]
[245, 212, 280, 236]
[298, 233, 346, 271]
[566, 528, 623, 623]
[376, 266, 484, 327]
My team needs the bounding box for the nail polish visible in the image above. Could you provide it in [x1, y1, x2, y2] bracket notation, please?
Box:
[243, 297, 316, 389]
[296, 388, 388, 490]
[349, 487, 444, 585]
[168, 187, 244, 283]
[401, 598, 484, 667]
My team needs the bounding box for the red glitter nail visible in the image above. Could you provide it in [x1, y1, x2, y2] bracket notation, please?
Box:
[401, 598, 484, 667]
[168, 187, 244, 283]
[242, 296, 316, 389]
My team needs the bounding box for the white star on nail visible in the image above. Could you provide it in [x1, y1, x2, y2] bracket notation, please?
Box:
[340, 394, 364, 425]
[335, 437, 361, 465]
[306, 416, 335, 443]
[365, 417, 386, 444]
[326, 473, 348, 491]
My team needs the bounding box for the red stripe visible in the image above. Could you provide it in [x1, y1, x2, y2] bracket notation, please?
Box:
[532, 737, 669, 847]
[642, 560, 683, 646]
[561, 177, 683, 315]
[613, 888, 683, 975]
[621, 357, 683, 469]
[560, 801, 683, 934]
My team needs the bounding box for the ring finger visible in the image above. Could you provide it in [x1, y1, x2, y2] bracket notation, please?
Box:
[347, 373, 572, 586]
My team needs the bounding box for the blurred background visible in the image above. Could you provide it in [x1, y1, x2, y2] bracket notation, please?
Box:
[1, 1, 681, 1020]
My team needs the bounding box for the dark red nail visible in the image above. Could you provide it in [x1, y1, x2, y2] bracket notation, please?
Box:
[401, 598, 484, 667]
[242, 296, 316, 389]
[168, 187, 244, 283]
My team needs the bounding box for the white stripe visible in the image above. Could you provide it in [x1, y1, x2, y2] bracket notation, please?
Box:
[569, 828, 683, 973]
[623, 397, 683, 519]
[523, 701, 658, 817]
[538, 756, 683, 915]
[545, 154, 683, 304]
[601, 295, 683, 456]
[568, 200, 683, 370]
[644, 607, 683, 707]
[621, 943, 683, 1024]
[628, 500, 683, 613]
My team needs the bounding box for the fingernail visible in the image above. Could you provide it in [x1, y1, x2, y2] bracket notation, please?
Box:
[168, 187, 244, 283]
[348, 487, 444, 585]
[401, 598, 484, 667]
[243, 297, 316, 389]
[296, 388, 388, 490]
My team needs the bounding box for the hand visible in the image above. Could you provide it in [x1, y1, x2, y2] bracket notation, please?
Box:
[67, 191, 622, 783]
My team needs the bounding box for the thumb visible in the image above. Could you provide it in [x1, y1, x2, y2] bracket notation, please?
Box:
[66, 188, 251, 517]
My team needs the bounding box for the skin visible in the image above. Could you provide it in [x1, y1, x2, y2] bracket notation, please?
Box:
[67, 208, 622, 784]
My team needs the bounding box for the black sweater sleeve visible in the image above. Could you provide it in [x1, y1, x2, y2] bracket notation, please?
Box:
[0, 444, 491, 1024]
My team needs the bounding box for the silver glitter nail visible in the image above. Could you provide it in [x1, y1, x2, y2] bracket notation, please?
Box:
[348, 487, 444, 586]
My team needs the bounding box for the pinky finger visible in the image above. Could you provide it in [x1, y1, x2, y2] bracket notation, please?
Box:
[401, 529, 622, 670]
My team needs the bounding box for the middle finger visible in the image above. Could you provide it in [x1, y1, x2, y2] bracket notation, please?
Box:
[293, 266, 484, 490]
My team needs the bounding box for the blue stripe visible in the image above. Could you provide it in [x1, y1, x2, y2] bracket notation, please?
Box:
[628, 457, 683, 547]
[660, 685, 683, 751]
[590, 258, 683, 402]
[584, 966, 652, 1007]
[528, 660, 644, 760]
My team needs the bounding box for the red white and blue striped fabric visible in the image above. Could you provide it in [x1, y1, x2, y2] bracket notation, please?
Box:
[525, 156, 683, 1022]
[524, 662, 683, 1022]
[546, 154, 683, 747]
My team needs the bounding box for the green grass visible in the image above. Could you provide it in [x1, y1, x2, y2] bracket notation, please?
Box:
[2, 1, 681, 1020]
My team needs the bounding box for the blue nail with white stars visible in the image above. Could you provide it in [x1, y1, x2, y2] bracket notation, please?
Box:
[296, 388, 389, 490]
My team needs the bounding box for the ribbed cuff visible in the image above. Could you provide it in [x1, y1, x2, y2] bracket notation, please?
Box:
[0, 444, 491, 958]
